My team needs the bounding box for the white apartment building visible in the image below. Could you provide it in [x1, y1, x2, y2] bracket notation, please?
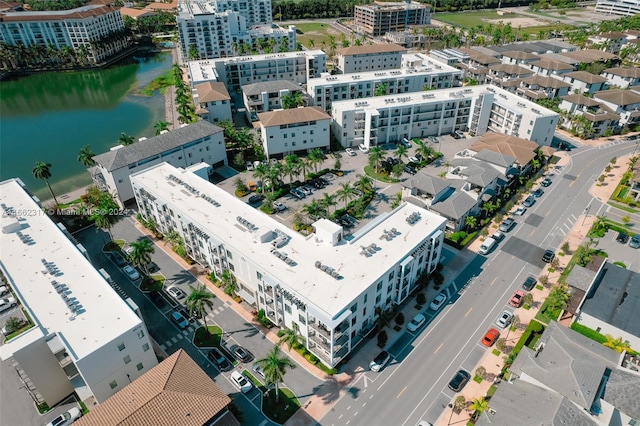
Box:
[595, 0, 640, 16]
[335, 43, 407, 74]
[193, 81, 233, 124]
[187, 51, 327, 91]
[0, 4, 128, 64]
[308, 53, 462, 111]
[0, 178, 157, 406]
[91, 121, 227, 207]
[601, 67, 640, 88]
[214, 0, 272, 25]
[257, 107, 331, 158]
[131, 163, 447, 367]
[354, 1, 430, 37]
[332, 85, 559, 149]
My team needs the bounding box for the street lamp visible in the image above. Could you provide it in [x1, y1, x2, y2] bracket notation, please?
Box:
[582, 204, 591, 226]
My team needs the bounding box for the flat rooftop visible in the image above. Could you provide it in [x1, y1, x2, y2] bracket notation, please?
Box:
[132, 163, 446, 320]
[0, 179, 142, 360]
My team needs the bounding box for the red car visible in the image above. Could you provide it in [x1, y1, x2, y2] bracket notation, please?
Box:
[481, 328, 500, 347]
[509, 290, 525, 307]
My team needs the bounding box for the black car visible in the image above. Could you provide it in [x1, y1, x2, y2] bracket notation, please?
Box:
[522, 276, 537, 291]
[248, 194, 264, 204]
[616, 232, 629, 244]
[541, 178, 552, 187]
[448, 369, 471, 392]
[232, 345, 251, 362]
[532, 188, 544, 198]
[542, 249, 555, 263]
[404, 165, 416, 175]
[522, 196, 536, 208]
[109, 252, 127, 267]
[208, 348, 232, 371]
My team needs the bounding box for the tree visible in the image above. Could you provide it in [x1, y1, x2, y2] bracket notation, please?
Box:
[234, 177, 248, 195]
[117, 132, 135, 146]
[255, 346, 296, 402]
[390, 192, 402, 209]
[281, 92, 304, 109]
[337, 182, 355, 209]
[320, 193, 337, 215]
[128, 238, 155, 274]
[32, 161, 59, 205]
[221, 269, 237, 296]
[77, 145, 96, 168]
[185, 284, 215, 334]
[307, 148, 324, 173]
[469, 397, 488, 417]
[302, 199, 325, 220]
[154, 120, 168, 135]
[278, 325, 303, 350]
[394, 144, 408, 163]
[90, 209, 117, 241]
[284, 154, 302, 185]
[464, 215, 477, 232]
[374, 82, 388, 96]
[368, 146, 385, 174]
[603, 334, 631, 353]
[354, 174, 373, 193]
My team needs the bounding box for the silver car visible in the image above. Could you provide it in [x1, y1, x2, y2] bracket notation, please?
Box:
[496, 310, 513, 329]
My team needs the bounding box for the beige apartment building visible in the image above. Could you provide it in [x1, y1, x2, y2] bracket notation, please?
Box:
[354, 1, 430, 37]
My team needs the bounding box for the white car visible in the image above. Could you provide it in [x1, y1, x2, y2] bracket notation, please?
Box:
[45, 407, 81, 426]
[407, 313, 426, 332]
[273, 201, 287, 212]
[252, 363, 266, 381]
[0, 296, 17, 314]
[429, 292, 447, 310]
[167, 285, 186, 300]
[245, 161, 254, 171]
[0, 285, 9, 297]
[270, 158, 279, 166]
[513, 206, 527, 216]
[122, 265, 140, 281]
[369, 350, 391, 372]
[408, 156, 419, 163]
[345, 148, 356, 156]
[358, 143, 369, 153]
[231, 370, 253, 393]
[496, 310, 513, 329]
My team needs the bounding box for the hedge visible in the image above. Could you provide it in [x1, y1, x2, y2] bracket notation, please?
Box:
[512, 320, 546, 357]
[570, 322, 608, 344]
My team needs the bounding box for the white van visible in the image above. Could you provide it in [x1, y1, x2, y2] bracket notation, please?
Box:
[478, 237, 497, 255]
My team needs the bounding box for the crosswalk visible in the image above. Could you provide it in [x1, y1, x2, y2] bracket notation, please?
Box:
[598, 139, 631, 149]
[159, 303, 228, 350]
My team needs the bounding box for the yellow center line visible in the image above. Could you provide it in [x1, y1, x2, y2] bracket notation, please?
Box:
[530, 230, 535, 237]
[434, 342, 443, 353]
[465, 307, 473, 317]
[490, 277, 497, 286]
[397, 386, 408, 398]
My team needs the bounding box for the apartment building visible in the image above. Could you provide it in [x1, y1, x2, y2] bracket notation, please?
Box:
[214, 0, 272, 25]
[187, 51, 327, 91]
[595, 0, 640, 16]
[335, 43, 407, 74]
[354, 1, 430, 37]
[308, 53, 462, 111]
[193, 81, 232, 124]
[331, 85, 559, 149]
[242, 80, 306, 121]
[131, 162, 447, 367]
[91, 120, 227, 206]
[0, 2, 128, 64]
[0, 178, 157, 406]
[601, 67, 640, 88]
[257, 106, 331, 158]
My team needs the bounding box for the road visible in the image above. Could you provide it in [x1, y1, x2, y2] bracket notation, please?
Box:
[319, 140, 639, 426]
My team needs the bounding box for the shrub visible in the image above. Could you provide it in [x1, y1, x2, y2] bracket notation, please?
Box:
[416, 293, 426, 305]
[395, 312, 405, 325]
[377, 330, 388, 348]
[613, 261, 627, 268]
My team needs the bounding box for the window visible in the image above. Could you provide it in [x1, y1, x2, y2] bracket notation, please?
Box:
[362, 307, 366, 316]
[387, 284, 393, 293]
[142, 343, 150, 352]
[137, 363, 144, 371]
[376, 281, 382, 292]
[298, 314, 306, 324]
[118, 342, 125, 351]
[350, 303, 357, 313]
[375, 294, 381, 304]
[364, 294, 368, 303]
[257, 271, 263, 280]
[226, 250, 233, 259]
[352, 316, 357, 325]
[109, 380, 118, 389]
[137, 330, 145, 339]
[123, 355, 131, 364]
[285, 304, 292, 314]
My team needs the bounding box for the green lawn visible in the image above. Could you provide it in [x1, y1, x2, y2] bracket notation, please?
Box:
[293, 22, 340, 50]
[262, 387, 301, 423]
[193, 325, 222, 347]
[295, 23, 331, 33]
[140, 275, 164, 292]
[436, 11, 523, 28]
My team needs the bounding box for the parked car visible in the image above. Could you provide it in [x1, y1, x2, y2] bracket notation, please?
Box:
[499, 218, 515, 232]
[616, 232, 629, 244]
[231, 370, 253, 393]
[358, 143, 369, 153]
[300, 186, 313, 196]
[408, 156, 419, 164]
[522, 196, 535, 207]
[369, 350, 391, 372]
[122, 265, 140, 281]
[270, 158, 279, 166]
[455, 130, 466, 139]
[171, 311, 189, 329]
[532, 188, 544, 198]
[630, 234, 640, 249]
[400, 137, 412, 148]
[0, 296, 17, 314]
[248, 194, 264, 204]
[45, 407, 81, 426]
[491, 230, 504, 242]
[495, 310, 513, 329]
[509, 290, 525, 307]
[252, 363, 266, 380]
[167, 285, 186, 300]
[273, 201, 287, 212]
[407, 313, 426, 332]
[428, 136, 439, 144]
[478, 237, 497, 255]
[404, 165, 416, 175]
[542, 249, 555, 263]
[522, 276, 537, 291]
[245, 161, 254, 171]
[0, 285, 9, 297]
[429, 292, 447, 310]
[346, 148, 356, 156]
[290, 188, 305, 199]
[208, 348, 232, 371]
[513, 206, 527, 216]
[481, 328, 500, 347]
[448, 369, 471, 392]
[541, 177, 552, 187]
[109, 251, 128, 267]
[232, 345, 251, 363]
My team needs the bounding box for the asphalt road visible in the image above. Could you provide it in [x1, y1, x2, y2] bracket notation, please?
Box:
[319, 140, 639, 426]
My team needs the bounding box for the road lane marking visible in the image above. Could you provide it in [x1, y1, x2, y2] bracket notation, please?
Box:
[397, 386, 407, 398]
[490, 277, 497, 286]
[465, 307, 473, 317]
[434, 342, 443, 353]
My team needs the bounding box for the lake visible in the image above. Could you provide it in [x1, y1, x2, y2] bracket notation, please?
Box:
[0, 50, 172, 201]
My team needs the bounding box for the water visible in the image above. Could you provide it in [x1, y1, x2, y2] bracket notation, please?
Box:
[0, 50, 172, 201]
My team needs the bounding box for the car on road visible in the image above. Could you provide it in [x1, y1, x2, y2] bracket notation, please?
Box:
[109, 251, 128, 267]
[509, 290, 525, 307]
[404, 165, 416, 175]
[231, 370, 253, 393]
[541, 177, 552, 187]
[481, 328, 500, 347]
[208, 348, 232, 371]
[448, 369, 471, 392]
[495, 310, 513, 329]
[408, 156, 419, 163]
[478, 237, 497, 255]
[273, 201, 287, 212]
[232, 345, 251, 362]
[166, 285, 186, 300]
[252, 363, 266, 380]
[522, 276, 537, 291]
[400, 137, 412, 148]
[616, 232, 629, 244]
[429, 292, 447, 310]
[513, 206, 527, 216]
[542, 249, 555, 263]
[346, 148, 356, 156]
[522, 196, 535, 207]
[171, 311, 189, 329]
[122, 265, 140, 281]
[369, 350, 391, 372]
[532, 188, 544, 198]
[0, 285, 9, 297]
[358, 143, 369, 153]
[0, 296, 17, 313]
[407, 313, 426, 332]
[499, 218, 515, 232]
[45, 407, 81, 426]
[630, 234, 640, 249]
[248, 194, 264, 204]
[245, 161, 254, 171]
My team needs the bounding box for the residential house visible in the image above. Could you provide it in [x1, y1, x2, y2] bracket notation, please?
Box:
[517, 75, 571, 101]
[559, 93, 620, 138]
[594, 88, 640, 128]
[257, 106, 331, 158]
[335, 43, 407, 74]
[560, 49, 619, 66]
[560, 70, 608, 95]
[588, 31, 627, 54]
[242, 80, 306, 122]
[601, 67, 640, 88]
[500, 50, 540, 66]
[527, 57, 575, 77]
[193, 82, 232, 124]
[485, 64, 535, 93]
[429, 49, 470, 66]
[467, 133, 539, 176]
[91, 121, 227, 207]
[456, 47, 501, 84]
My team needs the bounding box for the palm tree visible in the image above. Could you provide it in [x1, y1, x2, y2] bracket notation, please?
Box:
[469, 397, 488, 417]
[337, 182, 355, 209]
[390, 192, 403, 209]
[464, 215, 477, 231]
[302, 199, 325, 220]
[90, 209, 117, 241]
[415, 140, 434, 161]
[118, 132, 135, 146]
[354, 174, 373, 193]
[77, 145, 96, 168]
[307, 148, 324, 173]
[321, 193, 337, 215]
[278, 325, 304, 350]
[395, 144, 408, 163]
[255, 346, 296, 402]
[368, 147, 385, 174]
[603, 334, 631, 353]
[185, 284, 215, 334]
[284, 154, 302, 185]
[32, 161, 59, 205]
[154, 120, 169, 135]
[128, 238, 155, 274]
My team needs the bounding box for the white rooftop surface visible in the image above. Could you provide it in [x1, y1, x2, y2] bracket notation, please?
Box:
[0, 179, 142, 360]
[331, 84, 557, 117]
[132, 163, 445, 319]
